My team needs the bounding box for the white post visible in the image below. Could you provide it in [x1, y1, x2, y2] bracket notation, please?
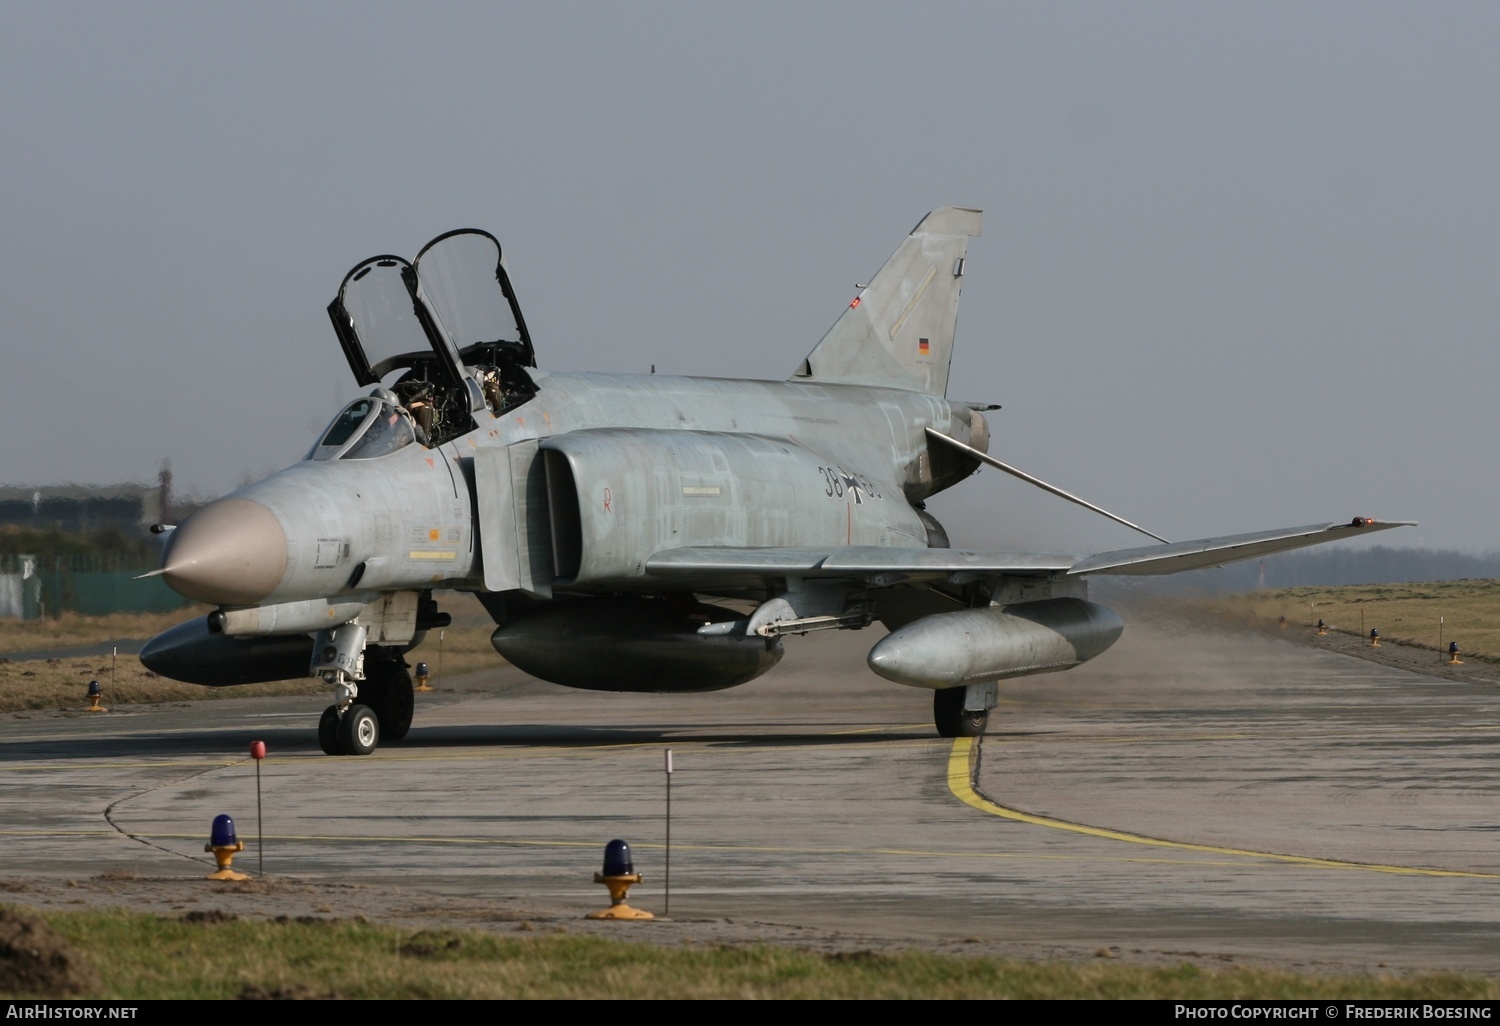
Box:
[664, 748, 674, 916]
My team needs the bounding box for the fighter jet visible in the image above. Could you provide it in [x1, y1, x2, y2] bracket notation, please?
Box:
[140, 209, 1412, 755]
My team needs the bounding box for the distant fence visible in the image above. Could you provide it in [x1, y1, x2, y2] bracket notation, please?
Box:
[0, 553, 189, 619]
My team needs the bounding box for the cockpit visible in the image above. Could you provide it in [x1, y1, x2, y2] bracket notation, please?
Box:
[308, 395, 420, 462]
[321, 229, 538, 451]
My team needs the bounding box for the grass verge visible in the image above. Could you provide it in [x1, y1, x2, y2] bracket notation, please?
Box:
[1166, 579, 1500, 663]
[0, 609, 207, 656]
[6, 907, 1496, 999]
[0, 593, 505, 713]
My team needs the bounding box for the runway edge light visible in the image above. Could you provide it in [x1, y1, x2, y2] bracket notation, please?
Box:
[205, 813, 249, 882]
[587, 839, 654, 921]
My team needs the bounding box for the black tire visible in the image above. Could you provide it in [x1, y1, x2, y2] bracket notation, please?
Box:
[338, 703, 380, 756]
[934, 687, 988, 738]
[362, 649, 415, 742]
[318, 705, 342, 756]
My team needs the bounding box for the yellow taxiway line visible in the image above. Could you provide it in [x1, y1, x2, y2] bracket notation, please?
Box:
[946, 737, 1499, 879]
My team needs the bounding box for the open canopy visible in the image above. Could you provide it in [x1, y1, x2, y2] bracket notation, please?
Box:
[327, 229, 533, 389]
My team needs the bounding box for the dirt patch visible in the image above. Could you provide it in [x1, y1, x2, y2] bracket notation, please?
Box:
[1300, 628, 1500, 686]
[0, 908, 101, 997]
[239, 983, 341, 1000]
[399, 929, 465, 957]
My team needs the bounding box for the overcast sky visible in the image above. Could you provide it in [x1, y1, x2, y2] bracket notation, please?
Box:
[2, 3, 1495, 554]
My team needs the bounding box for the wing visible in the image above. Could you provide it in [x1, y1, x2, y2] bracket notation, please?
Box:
[645, 517, 1414, 588]
[1066, 517, 1415, 576]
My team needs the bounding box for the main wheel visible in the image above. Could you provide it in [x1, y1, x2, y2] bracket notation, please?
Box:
[934, 687, 988, 738]
[317, 705, 342, 755]
[362, 649, 415, 741]
[337, 703, 380, 756]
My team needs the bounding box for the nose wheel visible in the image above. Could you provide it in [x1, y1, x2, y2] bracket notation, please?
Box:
[318, 703, 380, 755]
[317, 705, 341, 755]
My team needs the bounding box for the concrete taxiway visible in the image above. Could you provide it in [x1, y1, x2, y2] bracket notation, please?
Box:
[2, 616, 1498, 972]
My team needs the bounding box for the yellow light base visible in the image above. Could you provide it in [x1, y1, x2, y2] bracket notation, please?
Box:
[588, 873, 654, 920]
[588, 902, 655, 920]
[207, 867, 251, 881]
[205, 842, 248, 881]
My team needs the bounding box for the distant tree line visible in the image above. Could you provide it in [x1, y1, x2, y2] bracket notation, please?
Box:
[0, 525, 159, 564]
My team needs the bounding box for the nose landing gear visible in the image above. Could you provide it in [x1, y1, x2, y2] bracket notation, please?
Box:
[312, 632, 414, 756]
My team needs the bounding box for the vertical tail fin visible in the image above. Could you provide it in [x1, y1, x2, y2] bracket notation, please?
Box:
[792, 207, 981, 396]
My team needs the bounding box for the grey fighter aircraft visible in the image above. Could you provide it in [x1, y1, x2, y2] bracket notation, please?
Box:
[140, 209, 1412, 755]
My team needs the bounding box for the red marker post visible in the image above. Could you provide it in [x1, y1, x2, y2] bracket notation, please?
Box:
[249, 741, 267, 877]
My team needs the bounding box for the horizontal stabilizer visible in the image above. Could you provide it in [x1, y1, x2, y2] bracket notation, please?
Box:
[1068, 518, 1416, 577]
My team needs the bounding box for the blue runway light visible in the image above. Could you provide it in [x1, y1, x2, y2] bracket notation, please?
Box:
[603, 839, 634, 877]
[205, 813, 249, 880]
[589, 838, 653, 920]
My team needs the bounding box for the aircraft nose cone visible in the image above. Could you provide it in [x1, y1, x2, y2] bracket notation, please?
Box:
[160, 498, 287, 605]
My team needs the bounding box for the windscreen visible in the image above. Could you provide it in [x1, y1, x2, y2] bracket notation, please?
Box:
[343, 404, 417, 460]
[319, 398, 377, 449]
[308, 397, 416, 461]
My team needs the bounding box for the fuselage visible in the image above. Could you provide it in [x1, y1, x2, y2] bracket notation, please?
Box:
[159, 369, 988, 610]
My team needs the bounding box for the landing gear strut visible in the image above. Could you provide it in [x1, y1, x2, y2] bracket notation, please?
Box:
[934, 686, 989, 738]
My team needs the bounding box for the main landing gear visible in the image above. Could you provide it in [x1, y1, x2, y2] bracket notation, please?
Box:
[317, 646, 415, 756]
[933, 685, 990, 738]
[361, 648, 415, 741]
